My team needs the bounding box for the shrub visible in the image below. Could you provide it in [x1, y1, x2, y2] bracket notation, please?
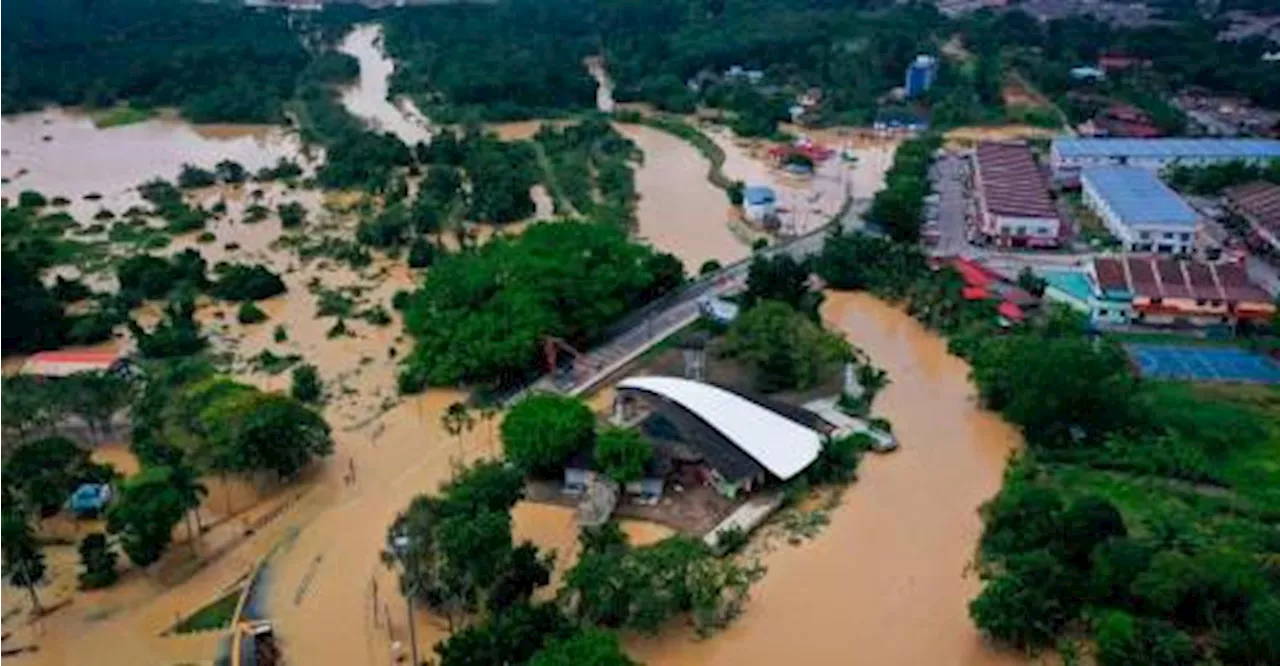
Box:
[237, 301, 268, 325]
[407, 238, 435, 268]
[278, 201, 307, 229]
[210, 264, 286, 301]
[77, 532, 119, 589]
[18, 190, 47, 208]
[291, 364, 322, 403]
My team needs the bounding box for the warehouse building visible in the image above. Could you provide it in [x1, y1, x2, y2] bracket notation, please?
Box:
[1080, 166, 1200, 254]
[1224, 181, 1280, 255]
[1050, 137, 1280, 181]
[1089, 255, 1275, 327]
[972, 142, 1062, 248]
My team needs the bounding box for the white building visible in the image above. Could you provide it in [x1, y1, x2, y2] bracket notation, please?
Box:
[1050, 138, 1280, 181]
[1080, 166, 1200, 254]
[743, 186, 777, 223]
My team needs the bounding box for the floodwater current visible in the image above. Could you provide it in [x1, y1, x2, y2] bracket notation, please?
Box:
[630, 291, 1023, 666]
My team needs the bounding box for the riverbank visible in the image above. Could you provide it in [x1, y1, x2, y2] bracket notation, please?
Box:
[626, 291, 1022, 665]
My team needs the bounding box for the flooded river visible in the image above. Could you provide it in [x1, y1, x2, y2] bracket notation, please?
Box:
[337, 24, 432, 146]
[618, 123, 749, 271]
[630, 291, 1022, 666]
[0, 108, 303, 210]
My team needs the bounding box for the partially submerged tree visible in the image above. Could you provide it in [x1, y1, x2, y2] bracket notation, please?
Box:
[500, 395, 595, 477]
[593, 427, 651, 485]
[2, 511, 47, 612]
[721, 301, 852, 393]
[107, 466, 200, 568]
[77, 532, 120, 590]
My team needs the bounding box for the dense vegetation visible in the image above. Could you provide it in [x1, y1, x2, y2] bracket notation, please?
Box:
[398, 221, 683, 391]
[2, 0, 310, 122]
[1164, 158, 1280, 196]
[865, 134, 942, 243]
[534, 117, 641, 229]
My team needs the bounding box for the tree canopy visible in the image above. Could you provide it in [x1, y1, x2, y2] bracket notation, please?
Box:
[500, 395, 596, 477]
[720, 300, 852, 393]
[399, 221, 683, 390]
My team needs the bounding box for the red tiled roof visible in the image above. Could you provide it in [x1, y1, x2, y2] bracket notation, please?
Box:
[974, 142, 1059, 220]
[952, 258, 997, 289]
[962, 286, 989, 300]
[1094, 257, 1128, 291]
[1094, 256, 1272, 304]
[998, 301, 1025, 322]
[1225, 181, 1280, 245]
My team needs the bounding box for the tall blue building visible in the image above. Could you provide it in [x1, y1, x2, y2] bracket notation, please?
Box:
[904, 55, 938, 98]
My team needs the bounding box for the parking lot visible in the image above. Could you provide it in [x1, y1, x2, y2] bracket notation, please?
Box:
[925, 151, 972, 255]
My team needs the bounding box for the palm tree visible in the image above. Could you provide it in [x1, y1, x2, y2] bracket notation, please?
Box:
[2, 511, 46, 613]
[170, 463, 209, 554]
[441, 402, 475, 466]
[477, 403, 500, 456]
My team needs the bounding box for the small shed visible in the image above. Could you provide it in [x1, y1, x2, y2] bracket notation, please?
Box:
[67, 483, 113, 516]
[743, 186, 777, 222]
[22, 350, 128, 378]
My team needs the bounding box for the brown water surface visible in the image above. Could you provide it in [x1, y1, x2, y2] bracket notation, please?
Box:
[617, 123, 749, 271]
[629, 291, 1023, 666]
[336, 24, 432, 146]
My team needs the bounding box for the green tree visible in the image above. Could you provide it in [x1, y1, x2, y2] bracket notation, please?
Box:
[1016, 267, 1047, 297]
[442, 401, 475, 463]
[1, 376, 63, 442]
[1058, 496, 1126, 569]
[742, 254, 821, 318]
[291, 364, 323, 404]
[77, 532, 119, 589]
[561, 536, 763, 636]
[200, 391, 334, 480]
[979, 481, 1064, 559]
[500, 395, 595, 476]
[593, 426, 651, 484]
[277, 201, 307, 228]
[107, 466, 197, 568]
[699, 260, 722, 276]
[129, 294, 207, 359]
[2, 511, 46, 611]
[1094, 610, 1197, 666]
[721, 301, 852, 393]
[209, 263, 285, 301]
[969, 550, 1082, 650]
[57, 371, 135, 443]
[528, 628, 637, 666]
[236, 301, 267, 325]
[727, 181, 744, 207]
[434, 602, 570, 666]
[3, 436, 113, 517]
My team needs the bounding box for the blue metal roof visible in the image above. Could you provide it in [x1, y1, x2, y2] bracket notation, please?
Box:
[744, 186, 776, 205]
[1054, 137, 1280, 160]
[1081, 166, 1199, 228]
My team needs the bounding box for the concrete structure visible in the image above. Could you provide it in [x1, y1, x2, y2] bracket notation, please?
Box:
[1090, 255, 1276, 327]
[1081, 167, 1199, 254]
[1039, 269, 1094, 314]
[613, 376, 822, 497]
[743, 185, 777, 223]
[1224, 181, 1280, 255]
[972, 142, 1061, 248]
[904, 55, 938, 99]
[1051, 138, 1280, 181]
[21, 350, 127, 378]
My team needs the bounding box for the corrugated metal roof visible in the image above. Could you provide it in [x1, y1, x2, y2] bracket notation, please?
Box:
[1054, 137, 1280, 159]
[617, 376, 821, 481]
[975, 142, 1059, 219]
[1081, 166, 1199, 228]
[1091, 256, 1271, 303]
[744, 186, 776, 205]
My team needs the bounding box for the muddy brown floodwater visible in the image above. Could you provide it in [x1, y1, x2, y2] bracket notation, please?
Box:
[617, 123, 750, 271]
[629, 291, 1023, 666]
[337, 24, 432, 146]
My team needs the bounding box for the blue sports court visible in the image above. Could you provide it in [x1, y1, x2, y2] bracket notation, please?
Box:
[1125, 344, 1280, 384]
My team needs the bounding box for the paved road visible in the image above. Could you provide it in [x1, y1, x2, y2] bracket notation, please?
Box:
[931, 152, 971, 256]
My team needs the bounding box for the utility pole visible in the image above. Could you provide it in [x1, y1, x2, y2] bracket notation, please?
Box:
[406, 594, 421, 666]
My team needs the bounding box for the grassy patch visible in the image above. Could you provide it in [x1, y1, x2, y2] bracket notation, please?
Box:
[171, 589, 240, 634]
[90, 105, 156, 128]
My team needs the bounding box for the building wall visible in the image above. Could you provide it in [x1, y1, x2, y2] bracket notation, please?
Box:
[1053, 150, 1280, 180]
[990, 213, 1061, 246]
[745, 201, 775, 222]
[1089, 295, 1133, 325]
[1081, 178, 1197, 254]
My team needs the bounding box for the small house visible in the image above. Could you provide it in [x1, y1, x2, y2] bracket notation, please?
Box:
[743, 186, 777, 223]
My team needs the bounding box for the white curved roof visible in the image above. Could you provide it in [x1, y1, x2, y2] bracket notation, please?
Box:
[617, 376, 822, 480]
